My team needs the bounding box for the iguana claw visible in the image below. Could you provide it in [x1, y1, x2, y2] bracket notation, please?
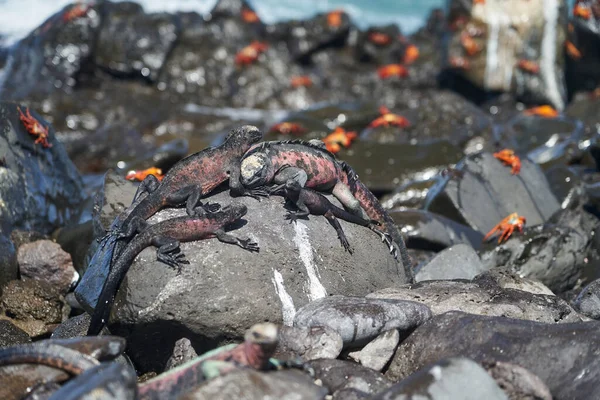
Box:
[285, 212, 299, 224]
[240, 239, 260, 252]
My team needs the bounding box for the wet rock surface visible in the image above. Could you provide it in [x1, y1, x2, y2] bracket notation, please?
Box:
[374, 357, 508, 400]
[368, 272, 582, 324]
[293, 295, 432, 347]
[414, 243, 485, 282]
[0, 102, 85, 233]
[386, 311, 600, 400]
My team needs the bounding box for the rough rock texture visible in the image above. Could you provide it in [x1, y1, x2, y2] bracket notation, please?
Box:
[293, 296, 432, 347]
[425, 152, 560, 234]
[179, 369, 327, 400]
[444, 0, 568, 109]
[367, 272, 583, 324]
[0, 234, 17, 291]
[275, 326, 343, 361]
[386, 311, 600, 400]
[80, 186, 407, 372]
[415, 244, 486, 282]
[0, 280, 67, 337]
[484, 360, 553, 400]
[0, 102, 85, 234]
[165, 338, 198, 370]
[348, 329, 400, 372]
[0, 319, 31, 348]
[309, 359, 393, 398]
[51, 313, 95, 339]
[373, 357, 508, 400]
[573, 278, 600, 319]
[17, 240, 78, 295]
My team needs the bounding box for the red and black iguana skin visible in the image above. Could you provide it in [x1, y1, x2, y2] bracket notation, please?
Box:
[283, 180, 388, 254]
[232, 139, 413, 280]
[339, 161, 413, 281]
[87, 203, 259, 336]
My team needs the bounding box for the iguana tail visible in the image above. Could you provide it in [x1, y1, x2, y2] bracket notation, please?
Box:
[339, 161, 414, 282]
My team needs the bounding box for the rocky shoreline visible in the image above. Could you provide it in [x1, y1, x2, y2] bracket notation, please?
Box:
[1, 0, 600, 399]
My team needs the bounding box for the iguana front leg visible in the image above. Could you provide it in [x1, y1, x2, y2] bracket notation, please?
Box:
[165, 185, 220, 217]
[131, 174, 160, 204]
[215, 229, 260, 252]
[285, 200, 310, 224]
[331, 181, 369, 220]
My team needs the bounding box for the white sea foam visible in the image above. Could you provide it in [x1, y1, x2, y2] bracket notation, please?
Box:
[0, 0, 442, 46]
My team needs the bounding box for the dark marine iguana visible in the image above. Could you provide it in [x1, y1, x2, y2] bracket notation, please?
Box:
[230, 139, 413, 279]
[283, 179, 387, 254]
[87, 203, 259, 336]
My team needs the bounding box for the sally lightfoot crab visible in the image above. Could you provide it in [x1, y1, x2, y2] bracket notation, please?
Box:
[493, 149, 521, 175]
[483, 213, 526, 244]
[17, 106, 52, 148]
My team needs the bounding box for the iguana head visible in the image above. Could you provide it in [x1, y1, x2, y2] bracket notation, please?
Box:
[284, 179, 302, 193]
[245, 322, 278, 346]
[226, 125, 263, 149]
[240, 152, 271, 188]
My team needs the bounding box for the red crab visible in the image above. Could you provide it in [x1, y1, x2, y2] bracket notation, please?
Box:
[565, 40, 582, 60]
[17, 106, 52, 148]
[62, 2, 91, 23]
[377, 64, 409, 80]
[483, 213, 526, 244]
[269, 122, 306, 136]
[403, 44, 419, 65]
[235, 41, 268, 66]
[290, 76, 313, 88]
[573, 3, 592, 19]
[461, 32, 481, 56]
[327, 10, 344, 28]
[369, 106, 411, 129]
[322, 127, 357, 153]
[368, 32, 392, 46]
[523, 105, 558, 118]
[125, 167, 163, 182]
[493, 149, 521, 175]
[241, 7, 260, 23]
[517, 59, 540, 74]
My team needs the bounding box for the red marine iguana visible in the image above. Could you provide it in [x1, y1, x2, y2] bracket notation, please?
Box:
[231, 139, 413, 280]
[87, 203, 259, 336]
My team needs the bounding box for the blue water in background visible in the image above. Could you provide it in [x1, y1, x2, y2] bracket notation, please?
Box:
[0, 0, 445, 46]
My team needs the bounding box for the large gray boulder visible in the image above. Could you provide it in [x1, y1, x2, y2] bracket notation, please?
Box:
[80, 178, 407, 371]
[386, 312, 600, 400]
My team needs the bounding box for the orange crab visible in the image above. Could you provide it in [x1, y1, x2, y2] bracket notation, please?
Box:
[565, 40, 582, 60]
[523, 105, 559, 118]
[125, 167, 164, 182]
[573, 3, 592, 19]
[290, 76, 313, 88]
[403, 44, 419, 65]
[369, 106, 411, 129]
[449, 56, 470, 70]
[483, 213, 526, 244]
[241, 6, 260, 23]
[327, 10, 344, 28]
[62, 2, 91, 23]
[473, 0, 485, 4]
[493, 149, 521, 175]
[235, 41, 268, 66]
[322, 127, 357, 153]
[517, 59, 540, 74]
[461, 32, 481, 56]
[17, 106, 52, 148]
[368, 32, 392, 46]
[377, 64, 409, 80]
[269, 122, 306, 136]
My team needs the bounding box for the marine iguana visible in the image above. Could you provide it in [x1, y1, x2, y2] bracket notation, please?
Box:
[231, 139, 413, 279]
[88, 126, 264, 310]
[283, 179, 389, 254]
[87, 203, 259, 336]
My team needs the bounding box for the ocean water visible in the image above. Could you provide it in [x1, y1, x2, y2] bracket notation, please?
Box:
[0, 0, 444, 46]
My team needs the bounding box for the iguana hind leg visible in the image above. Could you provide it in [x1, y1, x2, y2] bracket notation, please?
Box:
[331, 181, 368, 220]
[324, 211, 352, 253]
[151, 236, 188, 272]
